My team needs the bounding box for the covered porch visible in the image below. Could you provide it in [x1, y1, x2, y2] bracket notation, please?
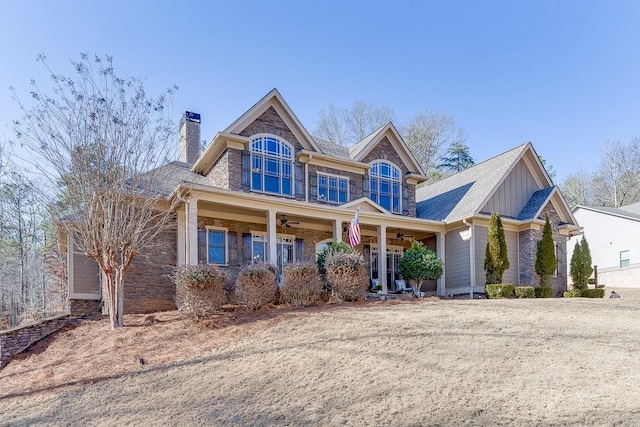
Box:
[176, 185, 447, 295]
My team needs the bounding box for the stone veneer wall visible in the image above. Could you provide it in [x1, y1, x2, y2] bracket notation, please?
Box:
[307, 164, 363, 205]
[361, 136, 417, 217]
[0, 315, 72, 368]
[207, 149, 230, 189]
[518, 202, 568, 295]
[69, 299, 102, 316]
[122, 226, 178, 314]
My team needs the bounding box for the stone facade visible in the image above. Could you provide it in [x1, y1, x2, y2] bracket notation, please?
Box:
[518, 202, 568, 295]
[207, 149, 230, 189]
[307, 164, 364, 206]
[69, 299, 102, 316]
[123, 227, 178, 314]
[0, 315, 71, 368]
[239, 107, 305, 152]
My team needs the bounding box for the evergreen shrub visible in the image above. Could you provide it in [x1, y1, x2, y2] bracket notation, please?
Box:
[485, 284, 514, 299]
[514, 286, 535, 298]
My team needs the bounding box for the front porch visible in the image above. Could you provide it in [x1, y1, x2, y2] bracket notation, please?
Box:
[176, 186, 447, 295]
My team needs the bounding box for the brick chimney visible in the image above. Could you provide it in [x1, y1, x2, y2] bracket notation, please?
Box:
[179, 111, 201, 165]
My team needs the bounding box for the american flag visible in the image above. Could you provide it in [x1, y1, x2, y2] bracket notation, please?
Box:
[348, 208, 361, 248]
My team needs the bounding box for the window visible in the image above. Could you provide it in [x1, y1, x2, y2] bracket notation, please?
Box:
[369, 161, 401, 213]
[620, 250, 630, 268]
[370, 245, 404, 290]
[318, 173, 349, 203]
[207, 227, 228, 264]
[251, 232, 296, 272]
[251, 135, 293, 196]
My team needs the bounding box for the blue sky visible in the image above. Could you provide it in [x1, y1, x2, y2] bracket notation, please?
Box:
[1, 0, 639, 182]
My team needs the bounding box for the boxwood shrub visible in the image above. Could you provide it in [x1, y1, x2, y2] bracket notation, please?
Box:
[581, 288, 605, 298]
[534, 286, 554, 298]
[485, 284, 514, 299]
[514, 286, 535, 298]
[563, 289, 583, 298]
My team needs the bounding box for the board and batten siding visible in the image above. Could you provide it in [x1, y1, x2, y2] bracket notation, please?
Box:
[474, 225, 519, 286]
[482, 160, 539, 218]
[445, 227, 470, 290]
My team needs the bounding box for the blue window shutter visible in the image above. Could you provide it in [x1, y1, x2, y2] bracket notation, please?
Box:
[242, 233, 252, 264]
[228, 232, 238, 265]
[295, 238, 304, 261]
[241, 151, 251, 190]
[295, 162, 304, 197]
[198, 229, 207, 263]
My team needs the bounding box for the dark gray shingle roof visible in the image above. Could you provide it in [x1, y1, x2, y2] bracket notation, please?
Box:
[517, 187, 555, 220]
[312, 136, 351, 159]
[416, 183, 474, 221]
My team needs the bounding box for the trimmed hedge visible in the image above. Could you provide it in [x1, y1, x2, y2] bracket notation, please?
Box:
[173, 264, 229, 320]
[485, 284, 514, 299]
[281, 261, 323, 307]
[236, 263, 277, 310]
[563, 289, 583, 298]
[582, 288, 605, 298]
[535, 286, 554, 298]
[514, 286, 535, 298]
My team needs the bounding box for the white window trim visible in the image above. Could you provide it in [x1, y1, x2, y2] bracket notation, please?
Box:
[249, 231, 296, 265]
[369, 160, 402, 213]
[620, 250, 630, 269]
[250, 134, 295, 197]
[317, 172, 350, 203]
[206, 226, 228, 265]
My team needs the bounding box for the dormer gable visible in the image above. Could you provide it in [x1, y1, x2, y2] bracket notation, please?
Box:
[349, 123, 426, 177]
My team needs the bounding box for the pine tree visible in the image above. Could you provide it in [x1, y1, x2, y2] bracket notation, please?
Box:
[581, 237, 593, 279]
[535, 214, 557, 287]
[484, 212, 510, 284]
[570, 237, 593, 290]
[438, 141, 475, 173]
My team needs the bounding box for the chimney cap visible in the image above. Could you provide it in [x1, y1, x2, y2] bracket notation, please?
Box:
[184, 111, 201, 123]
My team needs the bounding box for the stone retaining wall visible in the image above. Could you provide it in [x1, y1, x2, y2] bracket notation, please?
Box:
[0, 315, 72, 369]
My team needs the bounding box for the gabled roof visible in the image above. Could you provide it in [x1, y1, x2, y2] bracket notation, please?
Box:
[416, 143, 531, 222]
[223, 88, 320, 152]
[349, 122, 426, 175]
[313, 136, 351, 159]
[573, 204, 640, 222]
[341, 197, 390, 214]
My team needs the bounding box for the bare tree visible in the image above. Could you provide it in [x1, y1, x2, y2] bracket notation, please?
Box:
[11, 54, 183, 329]
[401, 111, 467, 178]
[559, 170, 593, 208]
[315, 101, 394, 146]
[593, 138, 640, 207]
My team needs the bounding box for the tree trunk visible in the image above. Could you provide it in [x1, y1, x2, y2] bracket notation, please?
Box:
[104, 269, 125, 329]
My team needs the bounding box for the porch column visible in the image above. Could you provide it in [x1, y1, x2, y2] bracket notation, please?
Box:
[267, 209, 278, 265]
[377, 225, 388, 294]
[436, 231, 446, 296]
[177, 207, 186, 265]
[333, 219, 343, 243]
[186, 197, 199, 265]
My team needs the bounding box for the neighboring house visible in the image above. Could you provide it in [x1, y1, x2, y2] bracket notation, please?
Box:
[568, 203, 640, 288]
[64, 89, 582, 315]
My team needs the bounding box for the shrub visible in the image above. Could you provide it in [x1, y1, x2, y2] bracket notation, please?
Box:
[485, 284, 514, 299]
[514, 286, 535, 298]
[587, 278, 596, 285]
[535, 214, 557, 287]
[281, 261, 323, 307]
[325, 251, 368, 302]
[317, 241, 354, 280]
[563, 289, 583, 298]
[581, 288, 605, 298]
[570, 237, 594, 290]
[173, 264, 229, 320]
[534, 286, 554, 298]
[399, 241, 444, 296]
[484, 212, 510, 284]
[236, 263, 277, 310]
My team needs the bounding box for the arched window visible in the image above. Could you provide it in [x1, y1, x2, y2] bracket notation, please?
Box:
[369, 161, 401, 212]
[251, 135, 293, 196]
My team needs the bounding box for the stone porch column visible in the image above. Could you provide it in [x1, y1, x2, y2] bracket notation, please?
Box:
[378, 225, 388, 294]
[267, 209, 278, 265]
[186, 198, 198, 265]
[436, 231, 446, 296]
[333, 219, 343, 243]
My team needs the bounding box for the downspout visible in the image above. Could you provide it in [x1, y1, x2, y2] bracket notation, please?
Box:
[463, 218, 475, 299]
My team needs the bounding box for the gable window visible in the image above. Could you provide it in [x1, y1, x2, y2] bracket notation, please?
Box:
[251, 135, 293, 196]
[318, 173, 349, 203]
[207, 227, 228, 264]
[620, 250, 630, 268]
[369, 161, 401, 213]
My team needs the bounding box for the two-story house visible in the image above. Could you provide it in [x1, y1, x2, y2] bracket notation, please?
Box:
[64, 89, 581, 315]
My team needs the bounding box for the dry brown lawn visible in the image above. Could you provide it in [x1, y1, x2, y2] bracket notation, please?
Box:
[1, 288, 640, 426]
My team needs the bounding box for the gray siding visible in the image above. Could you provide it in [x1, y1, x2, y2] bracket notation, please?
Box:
[482, 160, 538, 217]
[445, 227, 470, 289]
[474, 225, 519, 286]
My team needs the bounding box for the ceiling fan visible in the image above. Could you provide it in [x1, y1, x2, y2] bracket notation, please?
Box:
[396, 231, 414, 240]
[280, 215, 300, 228]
